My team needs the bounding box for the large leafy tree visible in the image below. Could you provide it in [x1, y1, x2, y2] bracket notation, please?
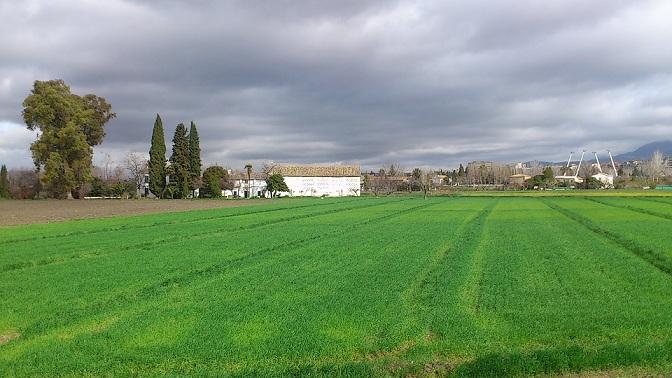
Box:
[22, 80, 115, 198]
[148, 114, 167, 197]
[201, 165, 228, 198]
[266, 173, 289, 197]
[188, 121, 202, 194]
[168, 123, 190, 198]
[0, 164, 10, 198]
[42, 153, 74, 199]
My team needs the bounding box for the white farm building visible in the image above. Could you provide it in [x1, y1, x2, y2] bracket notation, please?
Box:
[224, 164, 361, 198]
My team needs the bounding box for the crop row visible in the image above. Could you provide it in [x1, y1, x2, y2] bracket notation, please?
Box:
[0, 197, 362, 244]
[0, 198, 493, 376]
[542, 198, 672, 275]
[0, 197, 403, 270]
[3, 197, 672, 376]
[0, 198, 409, 335]
[445, 198, 672, 376]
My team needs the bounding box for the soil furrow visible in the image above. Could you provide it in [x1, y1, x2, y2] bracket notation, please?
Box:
[541, 199, 672, 277]
[1, 198, 406, 273]
[19, 200, 437, 337]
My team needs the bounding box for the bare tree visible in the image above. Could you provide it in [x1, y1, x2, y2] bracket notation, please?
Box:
[260, 162, 277, 179]
[101, 153, 114, 182]
[124, 152, 148, 194]
[8, 169, 40, 199]
[419, 169, 433, 199]
[386, 162, 401, 177]
[370, 169, 386, 196]
[645, 150, 666, 183]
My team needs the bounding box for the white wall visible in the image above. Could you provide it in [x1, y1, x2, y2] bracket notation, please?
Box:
[223, 179, 270, 198]
[222, 176, 361, 197]
[283, 176, 360, 197]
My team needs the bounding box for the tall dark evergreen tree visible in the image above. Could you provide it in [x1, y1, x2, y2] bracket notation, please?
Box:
[168, 123, 190, 198]
[148, 114, 167, 197]
[188, 121, 202, 194]
[0, 164, 10, 198]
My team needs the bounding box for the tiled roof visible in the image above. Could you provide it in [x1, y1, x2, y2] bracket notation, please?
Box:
[270, 164, 360, 177]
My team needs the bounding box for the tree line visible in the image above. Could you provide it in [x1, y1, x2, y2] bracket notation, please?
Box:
[147, 115, 202, 198]
[0, 79, 291, 200]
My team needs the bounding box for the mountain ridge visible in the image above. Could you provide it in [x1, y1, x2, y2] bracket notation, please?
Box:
[612, 140, 672, 161]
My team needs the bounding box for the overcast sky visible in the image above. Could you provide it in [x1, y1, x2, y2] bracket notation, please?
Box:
[1, 0, 672, 171]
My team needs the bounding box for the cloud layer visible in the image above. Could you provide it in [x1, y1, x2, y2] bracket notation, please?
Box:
[1, 0, 672, 170]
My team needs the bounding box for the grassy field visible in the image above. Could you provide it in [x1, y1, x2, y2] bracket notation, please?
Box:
[450, 189, 672, 197]
[2, 196, 672, 376]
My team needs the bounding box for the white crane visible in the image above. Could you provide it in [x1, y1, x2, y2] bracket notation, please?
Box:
[593, 152, 603, 173]
[590, 151, 617, 187]
[555, 150, 585, 183]
[608, 150, 618, 177]
[555, 149, 620, 187]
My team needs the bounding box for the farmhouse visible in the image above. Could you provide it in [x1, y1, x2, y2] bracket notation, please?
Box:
[225, 164, 361, 197]
[271, 164, 361, 197]
[225, 172, 268, 198]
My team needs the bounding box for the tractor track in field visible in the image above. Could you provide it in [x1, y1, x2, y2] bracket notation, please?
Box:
[540, 199, 672, 277]
[0, 198, 362, 245]
[584, 197, 672, 222]
[402, 199, 497, 337]
[19, 199, 442, 337]
[541, 252, 573, 300]
[459, 201, 498, 318]
[142, 200, 441, 297]
[1, 198, 407, 273]
[639, 197, 672, 206]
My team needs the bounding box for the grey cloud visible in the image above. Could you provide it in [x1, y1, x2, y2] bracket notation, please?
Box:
[1, 0, 672, 171]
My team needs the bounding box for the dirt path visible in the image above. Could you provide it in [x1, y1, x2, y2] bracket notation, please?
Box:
[0, 199, 268, 226]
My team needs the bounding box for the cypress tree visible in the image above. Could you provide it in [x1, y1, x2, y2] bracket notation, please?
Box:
[188, 121, 202, 193]
[0, 164, 10, 198]
[169, 123, 190, 198]
[148, 114, 167, 197]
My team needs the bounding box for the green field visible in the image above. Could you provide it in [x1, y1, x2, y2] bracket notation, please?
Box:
[2, 196, 672, 376]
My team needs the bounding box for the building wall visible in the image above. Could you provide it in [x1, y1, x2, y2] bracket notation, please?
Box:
[223, 176, 361, 197]
[223, 179, 269, 198]
[283, 176, 360, 197]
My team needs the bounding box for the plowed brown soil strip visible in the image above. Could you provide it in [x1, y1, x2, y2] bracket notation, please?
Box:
[0, 199, 268, 226]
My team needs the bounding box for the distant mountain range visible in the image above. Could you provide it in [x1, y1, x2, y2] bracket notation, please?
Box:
[612, 140, 672, 161]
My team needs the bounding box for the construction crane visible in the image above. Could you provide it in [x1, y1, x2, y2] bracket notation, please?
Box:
[608, 150, 618, 177]
[587, 150, 619, 187]
[555, 150, 585, 183]
[593, 152, 602, 173]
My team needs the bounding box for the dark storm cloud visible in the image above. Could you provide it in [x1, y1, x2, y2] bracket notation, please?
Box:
[1, 0, 672, 169]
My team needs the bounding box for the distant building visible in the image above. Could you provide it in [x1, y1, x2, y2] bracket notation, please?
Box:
[592, 172, 614, 186]
[140, 173, 150, 197]
[509, 174, 531, 185]
[271, 164, 361, 197]
[511, 162, 533, 175]
[225, 172, 267, 198]
[467, 161, 494, 171]
[432, 174, 447, 186]
[224, 164, 361, 198]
